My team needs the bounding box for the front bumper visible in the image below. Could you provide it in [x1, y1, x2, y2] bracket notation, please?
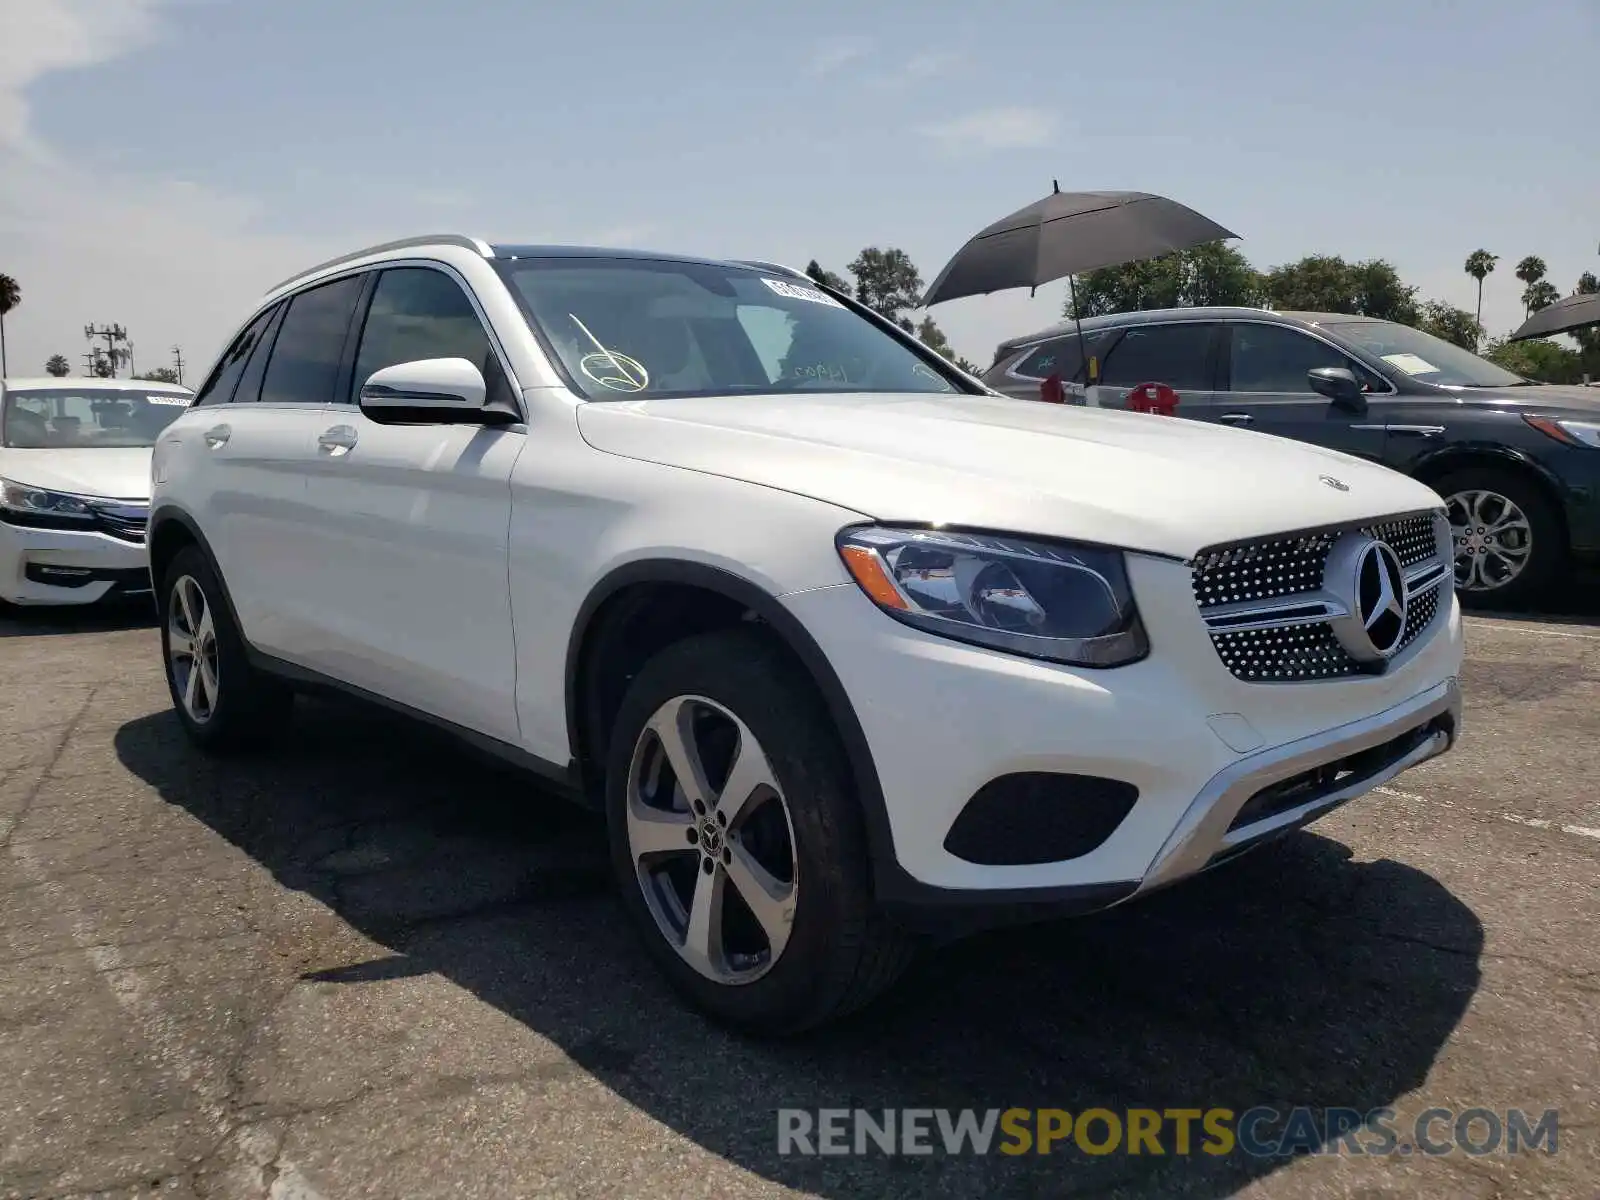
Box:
[780, 553, 1465, 928]
[0, 519, 151, 605]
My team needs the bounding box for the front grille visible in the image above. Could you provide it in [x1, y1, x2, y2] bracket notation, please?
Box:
[89, 502, 148, 544]
[1193, 512, 1447, 683]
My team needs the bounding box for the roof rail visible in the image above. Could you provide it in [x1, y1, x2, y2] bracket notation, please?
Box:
[732, 259, 810, 280]
[264, 234, 493, 296]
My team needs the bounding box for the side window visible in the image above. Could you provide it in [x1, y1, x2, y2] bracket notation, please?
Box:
[191, 305, 279, 408]
[350, 267, 503, 401]
[230, 303, 287, 405]
[1011, 335, 1083, 381]
[1099, 323, 1216, 390]
[1228, 324, 1372, 393]
[259, 275, 365, 406]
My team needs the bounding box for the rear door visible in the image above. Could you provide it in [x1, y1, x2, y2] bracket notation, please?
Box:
[298, 264, 526, 742]
[1210, 321, 1390, 461]
[1093, 320, 1222, 416]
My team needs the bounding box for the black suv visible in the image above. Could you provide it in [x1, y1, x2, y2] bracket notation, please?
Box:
[984, 307, 1600, 608]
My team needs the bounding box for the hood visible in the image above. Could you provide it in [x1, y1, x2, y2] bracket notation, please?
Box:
[1462, 383, 1600, 413]
[0, 446, 153, 501]
[576, 392, 1444, 560]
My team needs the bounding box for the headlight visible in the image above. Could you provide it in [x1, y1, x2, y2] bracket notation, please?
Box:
[0, 478, 97, 524]
[1525, 416, 1600, 449]
[836, 525, 1149, 667]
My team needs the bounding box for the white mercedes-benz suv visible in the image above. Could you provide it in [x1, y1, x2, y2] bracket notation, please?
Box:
[150, 235, 1463, 1033]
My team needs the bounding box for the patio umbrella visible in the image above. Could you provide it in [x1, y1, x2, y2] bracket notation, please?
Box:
[1509, 291, 1600, 342]
[922, 185, 1237, 386]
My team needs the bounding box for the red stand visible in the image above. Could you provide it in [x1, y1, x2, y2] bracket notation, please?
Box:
[1127, 381, 1180, 415]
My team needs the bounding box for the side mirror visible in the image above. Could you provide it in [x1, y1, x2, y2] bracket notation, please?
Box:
[358, 358, 512, 425]
[1307, 366, 1366, 412]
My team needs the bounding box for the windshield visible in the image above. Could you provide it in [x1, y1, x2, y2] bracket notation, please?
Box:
[1, 387, 191, 449]
[1323, 320, 1526, 389]
[499, 258, 965, 400]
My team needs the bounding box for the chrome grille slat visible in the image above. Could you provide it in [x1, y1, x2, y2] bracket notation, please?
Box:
[1193, 512, 1447, 683]
[88, 501, 149, 545]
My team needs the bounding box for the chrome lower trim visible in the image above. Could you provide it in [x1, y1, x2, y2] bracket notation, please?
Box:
[1133, 676, 1461, 894]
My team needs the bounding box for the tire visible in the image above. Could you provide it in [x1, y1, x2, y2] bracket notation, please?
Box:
[604, 628, 914, 1035]
[158, 544, 293, 752]
[1431, 467, 1565, 610]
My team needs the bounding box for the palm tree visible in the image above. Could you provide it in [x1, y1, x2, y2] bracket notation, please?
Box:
[1463, 250, 1497, 345]
[1515, 256, 1548, 318]
[45, 354, 70, 377]
[1524, 280, 1561, 315]
[0, 274, 19, 378]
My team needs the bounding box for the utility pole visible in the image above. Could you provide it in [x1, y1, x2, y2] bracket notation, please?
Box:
[171, 345, 185, 386]
[84, 323, 130, 378]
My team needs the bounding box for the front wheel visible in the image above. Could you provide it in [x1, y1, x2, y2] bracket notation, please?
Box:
[604, 629, 913, 1034]
[1433, 468, 1565, 609]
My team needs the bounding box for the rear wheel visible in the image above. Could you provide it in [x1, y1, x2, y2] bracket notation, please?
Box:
[604, 628, 913, 1034]
[159, 545, 292, 752]
[1433, 468, 1565, 609]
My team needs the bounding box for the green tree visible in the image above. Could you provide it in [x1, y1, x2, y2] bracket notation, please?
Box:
[137, 366, 182, 384]
[914, 315, 956, 360]
[804, 259, 851, 295]
[1570, 272, 1600, 374]
[1417, 300, 1482, 351]
[88, 349, 116, 378]
[1484, 335, 1581, 384]
[847, 247, 924, 325]
[1463, 249, 1497, 340]
[1063, 241, 1262, 318]
[1523, 280, 1560, 316]
[0, 273, 19, 378]
[45, 354, 71, 377]
[1261, 255, 1417, 323]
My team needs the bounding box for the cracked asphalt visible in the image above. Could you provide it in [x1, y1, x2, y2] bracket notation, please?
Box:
[1, 600, 1596, 1200]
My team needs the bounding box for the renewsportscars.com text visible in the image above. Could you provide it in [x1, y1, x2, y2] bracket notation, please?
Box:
[776, 1106, 1559, 1158]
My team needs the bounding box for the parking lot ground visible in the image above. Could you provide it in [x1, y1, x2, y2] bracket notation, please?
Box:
[0, 603, 1596, 1200]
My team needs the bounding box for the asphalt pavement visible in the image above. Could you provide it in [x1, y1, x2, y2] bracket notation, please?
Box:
[0, 598, 1596, 1199]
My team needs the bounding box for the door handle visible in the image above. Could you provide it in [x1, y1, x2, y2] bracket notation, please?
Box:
[317, 425, 358, 456]
[1218, 412, 1253, 426]
[203, 424, 231, 449]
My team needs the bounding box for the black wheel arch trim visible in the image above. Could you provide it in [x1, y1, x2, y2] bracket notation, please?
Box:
[564, 558, 930, 896]
[1410, 442, 1567, 498]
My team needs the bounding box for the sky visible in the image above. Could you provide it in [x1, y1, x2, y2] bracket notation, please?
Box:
[1, 0, 1596, 382]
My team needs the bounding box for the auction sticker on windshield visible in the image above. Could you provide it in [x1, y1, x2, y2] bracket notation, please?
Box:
[146, 395, 191, 405]
[1381, 353, 1439, 376]
[762, 278, 845, 308]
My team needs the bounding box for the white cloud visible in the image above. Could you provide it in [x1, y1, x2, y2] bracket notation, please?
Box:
[0, 0, 164, 152]
[807, 36, 873, 76]
[870, 50, 959, 91]
[918, 107, 1060, 153]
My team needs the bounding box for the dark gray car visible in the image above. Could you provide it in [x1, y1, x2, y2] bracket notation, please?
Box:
[983, 307, 1600, 608]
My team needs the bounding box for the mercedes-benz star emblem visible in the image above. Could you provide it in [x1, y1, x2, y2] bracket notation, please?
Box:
[1320, 475, 1350, 492]
[1326, 532, 1409, 666]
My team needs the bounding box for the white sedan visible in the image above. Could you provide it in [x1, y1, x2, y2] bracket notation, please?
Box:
[0, 376, 192, 605]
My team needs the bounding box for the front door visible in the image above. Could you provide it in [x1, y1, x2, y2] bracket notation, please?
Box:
[299, 265, 526, 743]
[1211, 322, 1390, 461]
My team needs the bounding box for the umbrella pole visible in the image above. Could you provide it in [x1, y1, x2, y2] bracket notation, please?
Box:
[1068, 275, 1092, 398]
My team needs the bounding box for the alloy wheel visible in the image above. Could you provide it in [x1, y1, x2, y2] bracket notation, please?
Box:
[1446, 489, 1533, 593]
[167, 574, 220, 723]
[625, 694, 798, 985]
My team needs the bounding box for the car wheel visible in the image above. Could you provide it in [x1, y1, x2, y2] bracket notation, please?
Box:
[159, 545, 292, 752]
[1433, 468, 1565, 609]
[604, 628, 913, 1035]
